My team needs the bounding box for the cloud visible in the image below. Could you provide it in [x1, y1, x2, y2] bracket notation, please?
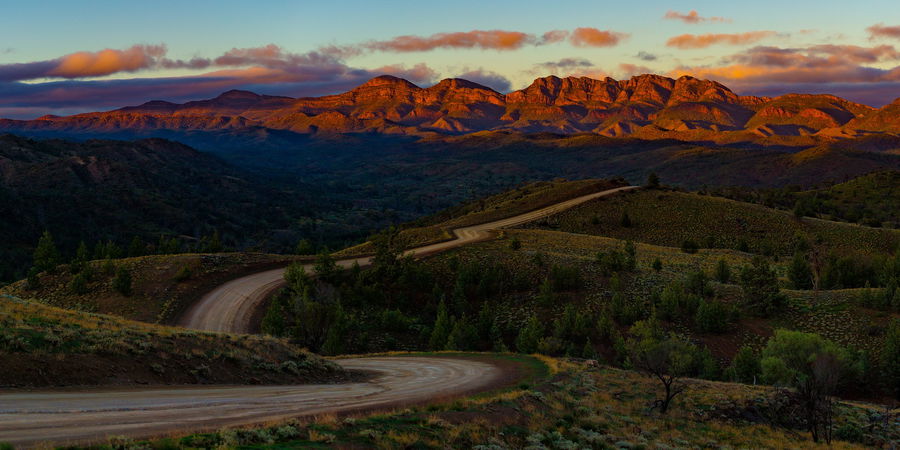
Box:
[363, 30, 535, 52]
[454, 69, 512, 92]
[570, 28, 629, 47]
[535, 58, 595, 70]
[868, 23, 900, 40]
[636, 51, 658, 61]
[666, 31, 777, 49]
[663, 10, 731, 24]
[540, 30, 570, 44]
[670, 44, 900, 106]
[618, 63, 654, 77]
[0, 45, 167, 81]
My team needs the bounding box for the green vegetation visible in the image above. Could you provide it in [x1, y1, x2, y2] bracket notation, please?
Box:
[529, 189, 899, 258]
[136, 357, 898, 449]
[0, 295, 344, 387]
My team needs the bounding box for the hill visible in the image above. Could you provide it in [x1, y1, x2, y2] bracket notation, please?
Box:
[524, 188, 900, 257]
[0, 294, 346, 388]
[1, 74, 897, 146]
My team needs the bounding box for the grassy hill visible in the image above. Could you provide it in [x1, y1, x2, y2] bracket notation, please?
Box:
[525, 188, 900, 257]
[334, 178, 626, 256]
[0, 294, 346, 388]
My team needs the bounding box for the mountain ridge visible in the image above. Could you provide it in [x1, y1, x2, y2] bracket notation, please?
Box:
[1, 74, 898, 145]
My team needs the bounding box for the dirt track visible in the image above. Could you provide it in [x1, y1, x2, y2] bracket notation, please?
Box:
[178, 185, 638, 333]
[0, 356, 504, 448]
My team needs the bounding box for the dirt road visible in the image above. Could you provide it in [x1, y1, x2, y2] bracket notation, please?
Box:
[0, 356, 503, 448]
[178, 185, 637, 333]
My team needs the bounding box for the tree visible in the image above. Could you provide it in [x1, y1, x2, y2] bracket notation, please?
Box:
[627, 319, 700, 414]
[739, 256, 785, 316]
[32, 231, 60, 273]
[113, 266, 133, 296]
[728, 345, 761, 384]
[652, 258, 663, 272]
[370, 227, 405, 281]
[884, 319, 900, 400]
[314, 252, 341, 284]
[715, 259, 731, 283]
[620, 211, 632, 228]
[760, 330, 853, 443]
[446, 315, 479, 351]
[429, 300, 452, 350]
[509, 237, 521, 250]
[295, 239, 315, 255]
[695, 300, 731, 333]
[788, 252, 814, 290]
[284, 262, 313, 295]
[646, 172, 660, 189]
[623, 241, 637, 271]
[69, 271, 90, 295]
[128, 236, 145, 257]
[70, 241, 90, 274]
[515, 315, 543, 354]
[680, 239, 699, 254]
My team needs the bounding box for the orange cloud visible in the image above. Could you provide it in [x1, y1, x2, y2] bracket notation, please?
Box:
[570, 28, 629, 47]
[669, 45, 900, 84]
[868, 23, 900, 40]
[663, 10, 731, 24]
[666, 31, 777, 49]
[364, 30, 534, 52]
[48, 45, 166, 78]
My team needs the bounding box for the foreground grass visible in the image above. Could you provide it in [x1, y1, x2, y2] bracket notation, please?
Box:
[0, 295, 344, 387]
[118, 357, 897, 449]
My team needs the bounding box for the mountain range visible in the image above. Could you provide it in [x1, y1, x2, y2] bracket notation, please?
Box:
[2, 74, 899, 146]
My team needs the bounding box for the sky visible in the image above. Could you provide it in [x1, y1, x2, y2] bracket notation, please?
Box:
[1, 0, 899, 118]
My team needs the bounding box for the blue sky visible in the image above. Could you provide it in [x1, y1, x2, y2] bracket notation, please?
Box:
[0, 0, 898, 117]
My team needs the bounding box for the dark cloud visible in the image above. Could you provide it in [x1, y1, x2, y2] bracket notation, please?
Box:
[663, 10, 732, 24]
[536, 58, 595, 70]
[636, 51, 658, 61]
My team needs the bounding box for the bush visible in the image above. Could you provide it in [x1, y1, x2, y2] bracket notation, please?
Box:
[69, 271, 90, 295]
[695, 300, 734, 334]
[652, 258, 662, 272]
[515, 316, 543, 354]
[788, 253, 814, 289]
[620, 211, 632, 228]
[681, 239, 699, 254]
[549, 264, 582, 291]
[509, 237, 522, 250]
[729, 346, 761, 384]
[715, 259, 731, 283]
[173, 265, 193, 282]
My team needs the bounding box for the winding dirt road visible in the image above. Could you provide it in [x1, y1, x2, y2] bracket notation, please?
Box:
[178, 185, 638, 333]
[0, 185, 635, 447]
[0, 357, 502, 448]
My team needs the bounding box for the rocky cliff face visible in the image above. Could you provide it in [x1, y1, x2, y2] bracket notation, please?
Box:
[1, 74, 896, 144]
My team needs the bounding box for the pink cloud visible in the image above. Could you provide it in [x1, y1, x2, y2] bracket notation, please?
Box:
[666, 31, 777, 49]
[663, 10, 732, 24]
[570, 28, 629, 47]
[363, 30, 535, 52]
[868, 23, 900, 40]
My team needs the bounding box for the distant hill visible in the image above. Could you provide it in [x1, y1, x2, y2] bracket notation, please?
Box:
[1, 74, 898, 149]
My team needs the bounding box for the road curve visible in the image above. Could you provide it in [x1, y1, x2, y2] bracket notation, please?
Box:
[0, 357, 503, 448]
[179, 185, 638, 333]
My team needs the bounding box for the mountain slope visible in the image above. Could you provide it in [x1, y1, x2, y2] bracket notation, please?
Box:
[1, 74, 895, 147]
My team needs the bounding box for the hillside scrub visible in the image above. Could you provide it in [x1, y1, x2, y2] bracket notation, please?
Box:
[0, 295, 346, 388]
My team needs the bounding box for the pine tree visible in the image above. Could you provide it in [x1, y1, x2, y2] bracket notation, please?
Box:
[715, 259, 731, 283]
[32, 231, 60, 273]
[70, 241, 90, 274]
[429, 300, 452, 350]
[515, 315, 543, 354]
[128, 236, 145, 257]
[788, 252, 813, 289]
[646, 172, 661, 189]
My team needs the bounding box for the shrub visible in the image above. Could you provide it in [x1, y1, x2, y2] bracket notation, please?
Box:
[694, 300, 733, 334]
[515, 316, 543, 354]
[884, 319, 900, 399]
[652, 258, 662, 272]
[681, 239, 699, 254]
[69, 272, 90, 295]
[715, 259, 731, 283]
[173, 265, 192, 282]
[620, 211, 633, 228]
[509, 237, 522, 250]
[549, 264, 582, 291]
